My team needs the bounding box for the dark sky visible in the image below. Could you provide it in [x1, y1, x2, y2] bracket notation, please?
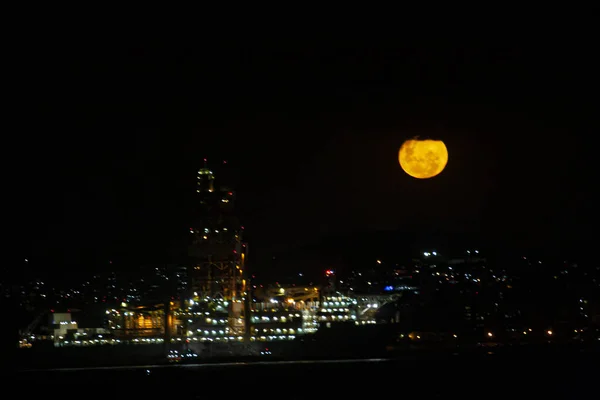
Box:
[10, 37, 598, 276]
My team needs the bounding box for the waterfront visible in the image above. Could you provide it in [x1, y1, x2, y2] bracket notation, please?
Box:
[8, 37, 599, 400]
[14, 346, 599, 398]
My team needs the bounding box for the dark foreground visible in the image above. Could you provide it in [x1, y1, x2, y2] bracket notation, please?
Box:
[11, 346, 599, 398]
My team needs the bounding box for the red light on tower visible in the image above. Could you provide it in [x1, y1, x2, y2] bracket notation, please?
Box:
[325, 269, 334, 276]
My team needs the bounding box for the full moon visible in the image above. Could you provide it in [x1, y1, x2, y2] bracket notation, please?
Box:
[398, 138, 448, 179]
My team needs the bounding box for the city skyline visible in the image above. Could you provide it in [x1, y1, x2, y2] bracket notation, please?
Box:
[8, 36, 600, 385]
[10, 41, 597, 276]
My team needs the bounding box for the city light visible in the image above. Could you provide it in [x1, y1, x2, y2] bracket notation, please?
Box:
[14, 160, 600, 369]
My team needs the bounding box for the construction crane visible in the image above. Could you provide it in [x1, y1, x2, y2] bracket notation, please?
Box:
[19, 310, 48, 338]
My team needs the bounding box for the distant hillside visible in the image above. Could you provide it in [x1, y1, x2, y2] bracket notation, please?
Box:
[258, 228, 594, 280]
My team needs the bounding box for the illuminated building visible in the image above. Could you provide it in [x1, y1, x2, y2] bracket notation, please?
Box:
[251, 285, 320, 335]
[45, 312, 112, 347]
[188, 160, 246, 299]
[318, 295, 364, 326]
[188, 160, 248, 335]
[106, 303, 173, 339]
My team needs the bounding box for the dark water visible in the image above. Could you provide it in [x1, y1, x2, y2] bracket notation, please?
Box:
[12, 347, 598, 398]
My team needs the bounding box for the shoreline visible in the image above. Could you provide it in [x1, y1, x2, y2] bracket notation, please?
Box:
[15, 341, 598, 372]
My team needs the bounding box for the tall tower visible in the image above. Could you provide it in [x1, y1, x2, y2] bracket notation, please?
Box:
[196, 158, 215, 194]
[188, 160, 248, 333]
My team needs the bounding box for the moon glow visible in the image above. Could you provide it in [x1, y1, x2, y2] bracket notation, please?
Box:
[398, 139, 448, 179]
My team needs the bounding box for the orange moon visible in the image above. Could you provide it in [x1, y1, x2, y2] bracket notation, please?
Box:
[398, 139, 448, 179]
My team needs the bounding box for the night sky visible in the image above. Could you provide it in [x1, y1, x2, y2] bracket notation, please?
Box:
[10, 37, 598, 277]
